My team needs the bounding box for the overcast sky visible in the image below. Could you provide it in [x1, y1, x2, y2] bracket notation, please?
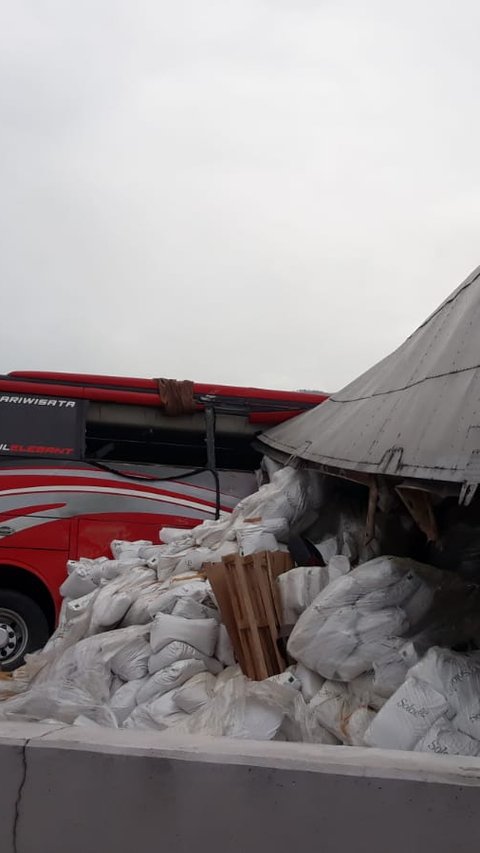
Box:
[1, 1, 479, 393]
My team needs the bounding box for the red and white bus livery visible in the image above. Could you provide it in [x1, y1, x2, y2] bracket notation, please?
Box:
[0, 371, 326, 668]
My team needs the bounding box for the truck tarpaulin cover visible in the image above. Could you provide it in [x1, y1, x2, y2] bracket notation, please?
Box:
[259, 266, 480, 492]
[0, 394, 85, 459]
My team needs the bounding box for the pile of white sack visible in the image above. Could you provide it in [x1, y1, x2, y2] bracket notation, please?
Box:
[365, 647, 480, 756]
[0, 465, 335, 741]
[2, 463, 480, 758]
[284, 555, 480, 754]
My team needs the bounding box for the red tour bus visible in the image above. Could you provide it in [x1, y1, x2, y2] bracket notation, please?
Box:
[0, 371, 326, 668]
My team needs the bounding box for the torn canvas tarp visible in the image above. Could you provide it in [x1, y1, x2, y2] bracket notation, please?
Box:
[258, 267, 480, 499]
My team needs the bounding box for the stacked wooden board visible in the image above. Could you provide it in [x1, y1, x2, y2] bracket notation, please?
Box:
[205, 551, 293, 680]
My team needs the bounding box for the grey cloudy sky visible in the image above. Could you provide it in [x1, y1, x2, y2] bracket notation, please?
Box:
[1, 1, 479, 393]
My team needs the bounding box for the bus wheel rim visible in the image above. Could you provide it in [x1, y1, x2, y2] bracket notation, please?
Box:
[0, 609, 28, 665]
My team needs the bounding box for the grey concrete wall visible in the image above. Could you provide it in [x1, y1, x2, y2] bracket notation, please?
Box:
[1, 722, 480, 853]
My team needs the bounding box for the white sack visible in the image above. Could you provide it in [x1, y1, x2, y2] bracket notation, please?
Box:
[358, 571, 422, 611]
[89, 588, 133, 632]
[174, 671, 217, 714]
[212, 665, 243, 693]
[149, 544, 214, 582]
[60, 568, 97, 600]
[327, 555, 350, 583]
[66, 557, 109, 576]
[145, 542, 189, 580]
[409, 647, 480, 715]
[251, 516, 289, 541]
[173, 548, 218, 577]
[145, 692, 189, 728]
[309, 681, 353, 742]
[454, 706, 480, 741]
[349, 671, 386, 711]
[0, 683, 116, 726]
[232, 466, 323, 531]
[287, 557, 428, 680]
[415, 717, 480, 757]
[43, 590, 99, 659]
[192, 515, 235, 549]
[110, 636, 150, 681]
[292, 663, 325, 703]
[365, 677, 449, 751]
[215, 624, 236, 667]
[148, 640, 223, 675]
[344, 707, 377, 746]
[88, 567, 155, 635]
[267, 669, 302, 691]
[120, 584, 167, 626]
[260, 456, 283, 482]
[291, 606, 358, 680]
[279, 692, 340, 744]
[278, 566, 331, 627]
[159, 527, 195, 545]
[177, 674, 294, 741]
[109, 677, 148, 724]
[137, 659, 207, 705]
[123, 689, 184, 729]
[172, 598, 219, 621]
[233, 698, 287, 740]
[334, 608, 409, 681]
[315, 537, 338, 564]
[146, 580, 210, 619]
[111, 540, 152, 559]
[0, 627, 144, 725]
[373, 639, 419, 698]
[150, 613, 218, 657]
[148, 640, 205, 673]
[236, 525, 278, 556]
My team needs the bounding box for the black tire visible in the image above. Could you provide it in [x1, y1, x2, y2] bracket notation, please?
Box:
[0, 589, 50, 671]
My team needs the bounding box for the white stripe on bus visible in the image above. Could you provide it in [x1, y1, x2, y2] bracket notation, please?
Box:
[0, 467, 240, 507]
[0, 485, 217, 514]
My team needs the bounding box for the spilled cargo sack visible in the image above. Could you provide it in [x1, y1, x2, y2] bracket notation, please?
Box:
[110, 633, 150, 681]
[287, 557, 435, 681]
[278, 565, 331, 627]
[109, 677, 148, 724]
[150, 613, 218, 657]
[137, 659, 207, 704]
[148, 640, 223, 675]
[364, 677, 449, 751]
[415, 717, 480, 757]
[174, 671, 217, 714]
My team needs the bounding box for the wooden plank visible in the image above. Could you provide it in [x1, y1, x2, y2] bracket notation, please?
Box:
[223, 555, 259, 679]
[204, 560, 247, 672]
[259, 554, 287, 672]
[252, 554, 285, 673]
[266, 552, 293, 666]
[243, 555, 277, 676]
[233, 555, 270, 680]
[266, 552, 293, 626]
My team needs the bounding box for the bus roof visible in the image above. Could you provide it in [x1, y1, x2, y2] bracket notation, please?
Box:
[2, 371, 328, 425]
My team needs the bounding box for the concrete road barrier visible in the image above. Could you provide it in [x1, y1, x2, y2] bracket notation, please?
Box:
[1, 722, 480, 853]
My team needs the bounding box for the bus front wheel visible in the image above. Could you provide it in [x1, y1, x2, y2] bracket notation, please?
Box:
[0, 589, 50, 671]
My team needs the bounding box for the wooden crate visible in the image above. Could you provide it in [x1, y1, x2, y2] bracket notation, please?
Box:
[205, 550, 293, 680]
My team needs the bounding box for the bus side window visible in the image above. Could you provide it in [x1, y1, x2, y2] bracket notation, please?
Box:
[85, 422, 208, 468]
[214, 431, 262, 472]
[84, 403, 262, 472]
